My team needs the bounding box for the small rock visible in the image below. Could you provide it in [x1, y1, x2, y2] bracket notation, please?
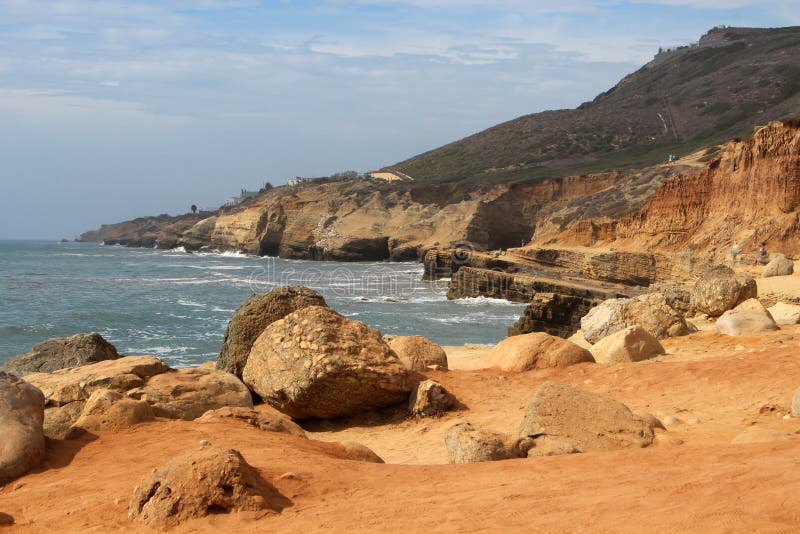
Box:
[590, 326, 666, 364]
[762, 253, 794, 278]
[408, 379, 456, 417]
[128, 443, 289, 526]
[715, 299, 779, 336]
[767, 302, 800, 325]
[488, 332, 594, 372]
[444, 422, 524, 464]
[387, 335, 448, 371]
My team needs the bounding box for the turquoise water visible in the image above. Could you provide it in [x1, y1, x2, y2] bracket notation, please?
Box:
[0, 240, 525, 367]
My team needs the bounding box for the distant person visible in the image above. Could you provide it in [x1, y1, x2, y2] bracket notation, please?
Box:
[730, 241, 741, 263]
[753, 241, 768, 266]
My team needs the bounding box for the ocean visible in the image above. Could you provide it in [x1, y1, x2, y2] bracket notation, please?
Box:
[0, 240, 525, 368]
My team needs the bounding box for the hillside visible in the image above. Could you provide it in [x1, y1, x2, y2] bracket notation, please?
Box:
[390, 26, 800, 184]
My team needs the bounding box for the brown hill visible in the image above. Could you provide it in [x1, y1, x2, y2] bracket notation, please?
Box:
[390, 26, 800, 184]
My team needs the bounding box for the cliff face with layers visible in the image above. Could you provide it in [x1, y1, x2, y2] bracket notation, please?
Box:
[78, 166, 674, 261]
[543, 120, 800, 256]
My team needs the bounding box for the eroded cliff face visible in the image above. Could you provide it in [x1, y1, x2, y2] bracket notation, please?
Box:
[80, 168, 670, 261]
[547, 120, 800, 256]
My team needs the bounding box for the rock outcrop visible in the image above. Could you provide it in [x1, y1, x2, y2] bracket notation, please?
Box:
[217, 286, 327, 379]
[24, 356, 254, 438]
[508, 293, 599, 339]
[408, 380, 456, 417]
[763, 254, 794, 277]
[127, 367, 253, 420]
[444, 422, 526, 464]
[67, 389, 155, 437]
[580, 293, 692, 344]
[715, 299, 779, 336]
[690, 266, 758, 317]
[519, 381, 655, 452]
[488, 332, 594, 372]
[1, 333, 119, 377]
[590, 326, 666, 364]
[242, 306, 410, 419]
[128, 443, 288, 526]
[386, 335, 448, 371]
[0, 373, 45, 485]
[25, 356, 170, 438]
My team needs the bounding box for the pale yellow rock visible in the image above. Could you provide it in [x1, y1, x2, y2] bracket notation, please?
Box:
[590, 326, 666, 364]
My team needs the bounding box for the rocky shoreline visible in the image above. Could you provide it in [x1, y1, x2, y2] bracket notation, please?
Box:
[3, 265, 800, 529]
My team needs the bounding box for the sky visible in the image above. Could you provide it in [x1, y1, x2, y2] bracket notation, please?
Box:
[1, 1, 798, 239]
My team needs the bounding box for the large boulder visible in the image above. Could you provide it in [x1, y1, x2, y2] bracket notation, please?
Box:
[128, 443, 288, 526]
[488, 332, 594, 372]
[127, 367, 253, 420]
[590, 326, 666, 364]
[762, 253, 794, 278]
[444, 422, 526, 464]
[519, 381, 654, 452]
[691, 265, 757, 317]
[25, 356, 170, 439]
[715, 299, 779, 336]
[0, 373, 46, 484]
[1, 333, 119, 376]
[386, 335, 448, 371]
[243, 306, 411, 419]
[767, 302, 800, 325]
[67, 389, 155, 437]
[580, 293, 692, 344]
[196, 407, 306, 437]
[408, 379, 456, 417]
[217, 286, 327, 379]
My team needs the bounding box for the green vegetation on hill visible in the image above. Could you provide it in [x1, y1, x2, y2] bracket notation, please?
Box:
[389, 26, 800, 184]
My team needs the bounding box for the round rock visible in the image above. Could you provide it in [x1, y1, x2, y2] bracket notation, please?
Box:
[242, 306, 411, 419]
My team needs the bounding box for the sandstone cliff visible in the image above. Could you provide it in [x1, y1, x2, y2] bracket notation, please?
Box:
[543, 120, 800, 257]
[78, 166, 676, 261]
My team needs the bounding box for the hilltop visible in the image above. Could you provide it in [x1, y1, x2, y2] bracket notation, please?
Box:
[389, 26, 800, 184]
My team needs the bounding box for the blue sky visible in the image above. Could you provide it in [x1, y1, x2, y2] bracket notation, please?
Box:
[1, 0, 798, 239]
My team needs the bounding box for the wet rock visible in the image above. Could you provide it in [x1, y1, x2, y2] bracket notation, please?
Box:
[590, 325, 666, 364]
[691, 265, 757, 317]
[488, 332, 594, 372]
[217, 286, 327, 379]
[508, 293, 600, 339]
[1, 333, 119, 377]
[243, 306, 410, 419]
[0, 373, 45, 485]
[519, 381, 654, 452]
[128, 443, 288, 526]
[715, 299, 779, 336]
